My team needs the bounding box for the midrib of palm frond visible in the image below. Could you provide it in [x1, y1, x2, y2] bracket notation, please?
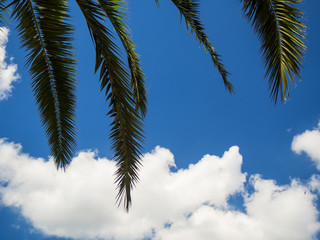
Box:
[241, 0, 305, 102]
[12, 0, 77, 168]
[266, 1, 289, 99]
[25, 0, 62, 139]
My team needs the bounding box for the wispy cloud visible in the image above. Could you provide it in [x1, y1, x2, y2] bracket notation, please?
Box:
[0, 27, 19, 101]
[0, 139, 319, 240]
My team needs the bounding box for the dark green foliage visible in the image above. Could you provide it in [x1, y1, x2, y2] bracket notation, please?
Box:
[98, 0, 148, 117]
[171, 0, 234, 92]
[12, 0, 77, 168]
[75, 0, 144, 210]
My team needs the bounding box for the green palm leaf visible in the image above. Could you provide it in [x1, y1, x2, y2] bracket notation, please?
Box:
[170, 0, 234, 92]
[98, 0, 148, 117]
[12, 0, 77, 169]
[0, 0, 10, 27]
[76, 0, 144, 211]
[241, 0, 306, 102]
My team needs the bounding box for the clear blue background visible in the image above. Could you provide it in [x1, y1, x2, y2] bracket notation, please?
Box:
[0, 1, 319, 239]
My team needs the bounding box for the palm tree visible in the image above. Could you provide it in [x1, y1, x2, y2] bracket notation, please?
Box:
[0, 0, 305, 211]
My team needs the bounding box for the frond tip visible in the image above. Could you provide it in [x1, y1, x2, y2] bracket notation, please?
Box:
[171, 0, 234, 93]
[76, 0, 144, 211]
[241, 0, 306, 102]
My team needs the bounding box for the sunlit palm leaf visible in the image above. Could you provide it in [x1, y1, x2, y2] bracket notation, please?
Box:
[11, 0, 77, 169]
[98, 0, 147, 117]
[76, 0, 144, 211]
[241, 0, 306, 102]
[171, 0, 234, 92]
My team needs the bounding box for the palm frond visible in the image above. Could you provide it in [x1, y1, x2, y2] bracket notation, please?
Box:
[98, 0, 147, 117]
[76, 0, 144, 211]
[0, 0, 10, 26]
[12, 0, 77, 168]
[171, 0, 234, 92]
[241, 0, 306, 102]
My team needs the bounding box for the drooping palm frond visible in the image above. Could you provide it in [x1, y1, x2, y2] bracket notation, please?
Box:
[170, 0, 234, 92]
[12, 0, 77, 169]
[98, 0, 147, 117]
[241, 0, 306, 102]
[76, 0, 144, 211]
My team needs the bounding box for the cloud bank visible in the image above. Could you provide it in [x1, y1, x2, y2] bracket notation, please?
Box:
[0, 139, 319, 240]
[0, 27, 19, 101]
[292, 121, 320, 170]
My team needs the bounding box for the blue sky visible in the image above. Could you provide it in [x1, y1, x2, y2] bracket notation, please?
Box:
[0, 1, 320, 239]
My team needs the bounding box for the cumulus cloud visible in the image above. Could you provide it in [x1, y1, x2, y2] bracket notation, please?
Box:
[157, 176, 320, 240]
[0, 27, 20, 101]
[292, 121, 320, 170]
[0, 139, 319, 240]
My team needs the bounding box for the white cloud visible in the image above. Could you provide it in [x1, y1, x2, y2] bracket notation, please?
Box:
[157, 176, 320, 240]
[292, 121, 320, 170]
[309, 175, 320, 193]
[0, 139, 319, 240]
[0, 27, 20, 101]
